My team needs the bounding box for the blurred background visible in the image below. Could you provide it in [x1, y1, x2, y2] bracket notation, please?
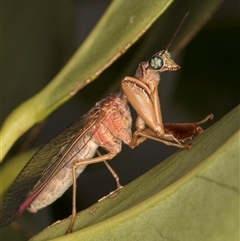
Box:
[1, 0, 239, 239]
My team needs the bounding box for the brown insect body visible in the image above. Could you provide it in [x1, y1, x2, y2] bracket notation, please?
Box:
[0, 92, 132, 225]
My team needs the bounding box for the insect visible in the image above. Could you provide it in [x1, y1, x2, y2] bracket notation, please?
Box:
[0, 14, 213, 233]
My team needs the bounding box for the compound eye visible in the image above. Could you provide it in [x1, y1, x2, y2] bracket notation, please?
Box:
[148, 56, 163, 70]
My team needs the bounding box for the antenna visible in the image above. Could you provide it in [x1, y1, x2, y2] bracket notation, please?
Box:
[163, 12, 189, 53]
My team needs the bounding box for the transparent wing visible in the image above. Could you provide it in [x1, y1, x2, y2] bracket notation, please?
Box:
[0, 106, 104, 226]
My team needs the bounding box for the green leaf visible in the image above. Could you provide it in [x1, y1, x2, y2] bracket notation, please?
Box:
[29, 105, 239, 241]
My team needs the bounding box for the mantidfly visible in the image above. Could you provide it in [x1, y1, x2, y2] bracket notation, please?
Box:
[0, 13, 213, 233]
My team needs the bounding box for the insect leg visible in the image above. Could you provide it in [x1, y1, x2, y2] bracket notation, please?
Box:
[129, 115, 187, 149]
[66, 152, 117, 233]
[97, 150, 122, 189]
[129, 114, 213, 150]
[195, 114, 214, 124]
[134, 128, 189, 149]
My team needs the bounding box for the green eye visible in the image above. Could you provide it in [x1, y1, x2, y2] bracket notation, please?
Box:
[148, 56, 163, 70]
